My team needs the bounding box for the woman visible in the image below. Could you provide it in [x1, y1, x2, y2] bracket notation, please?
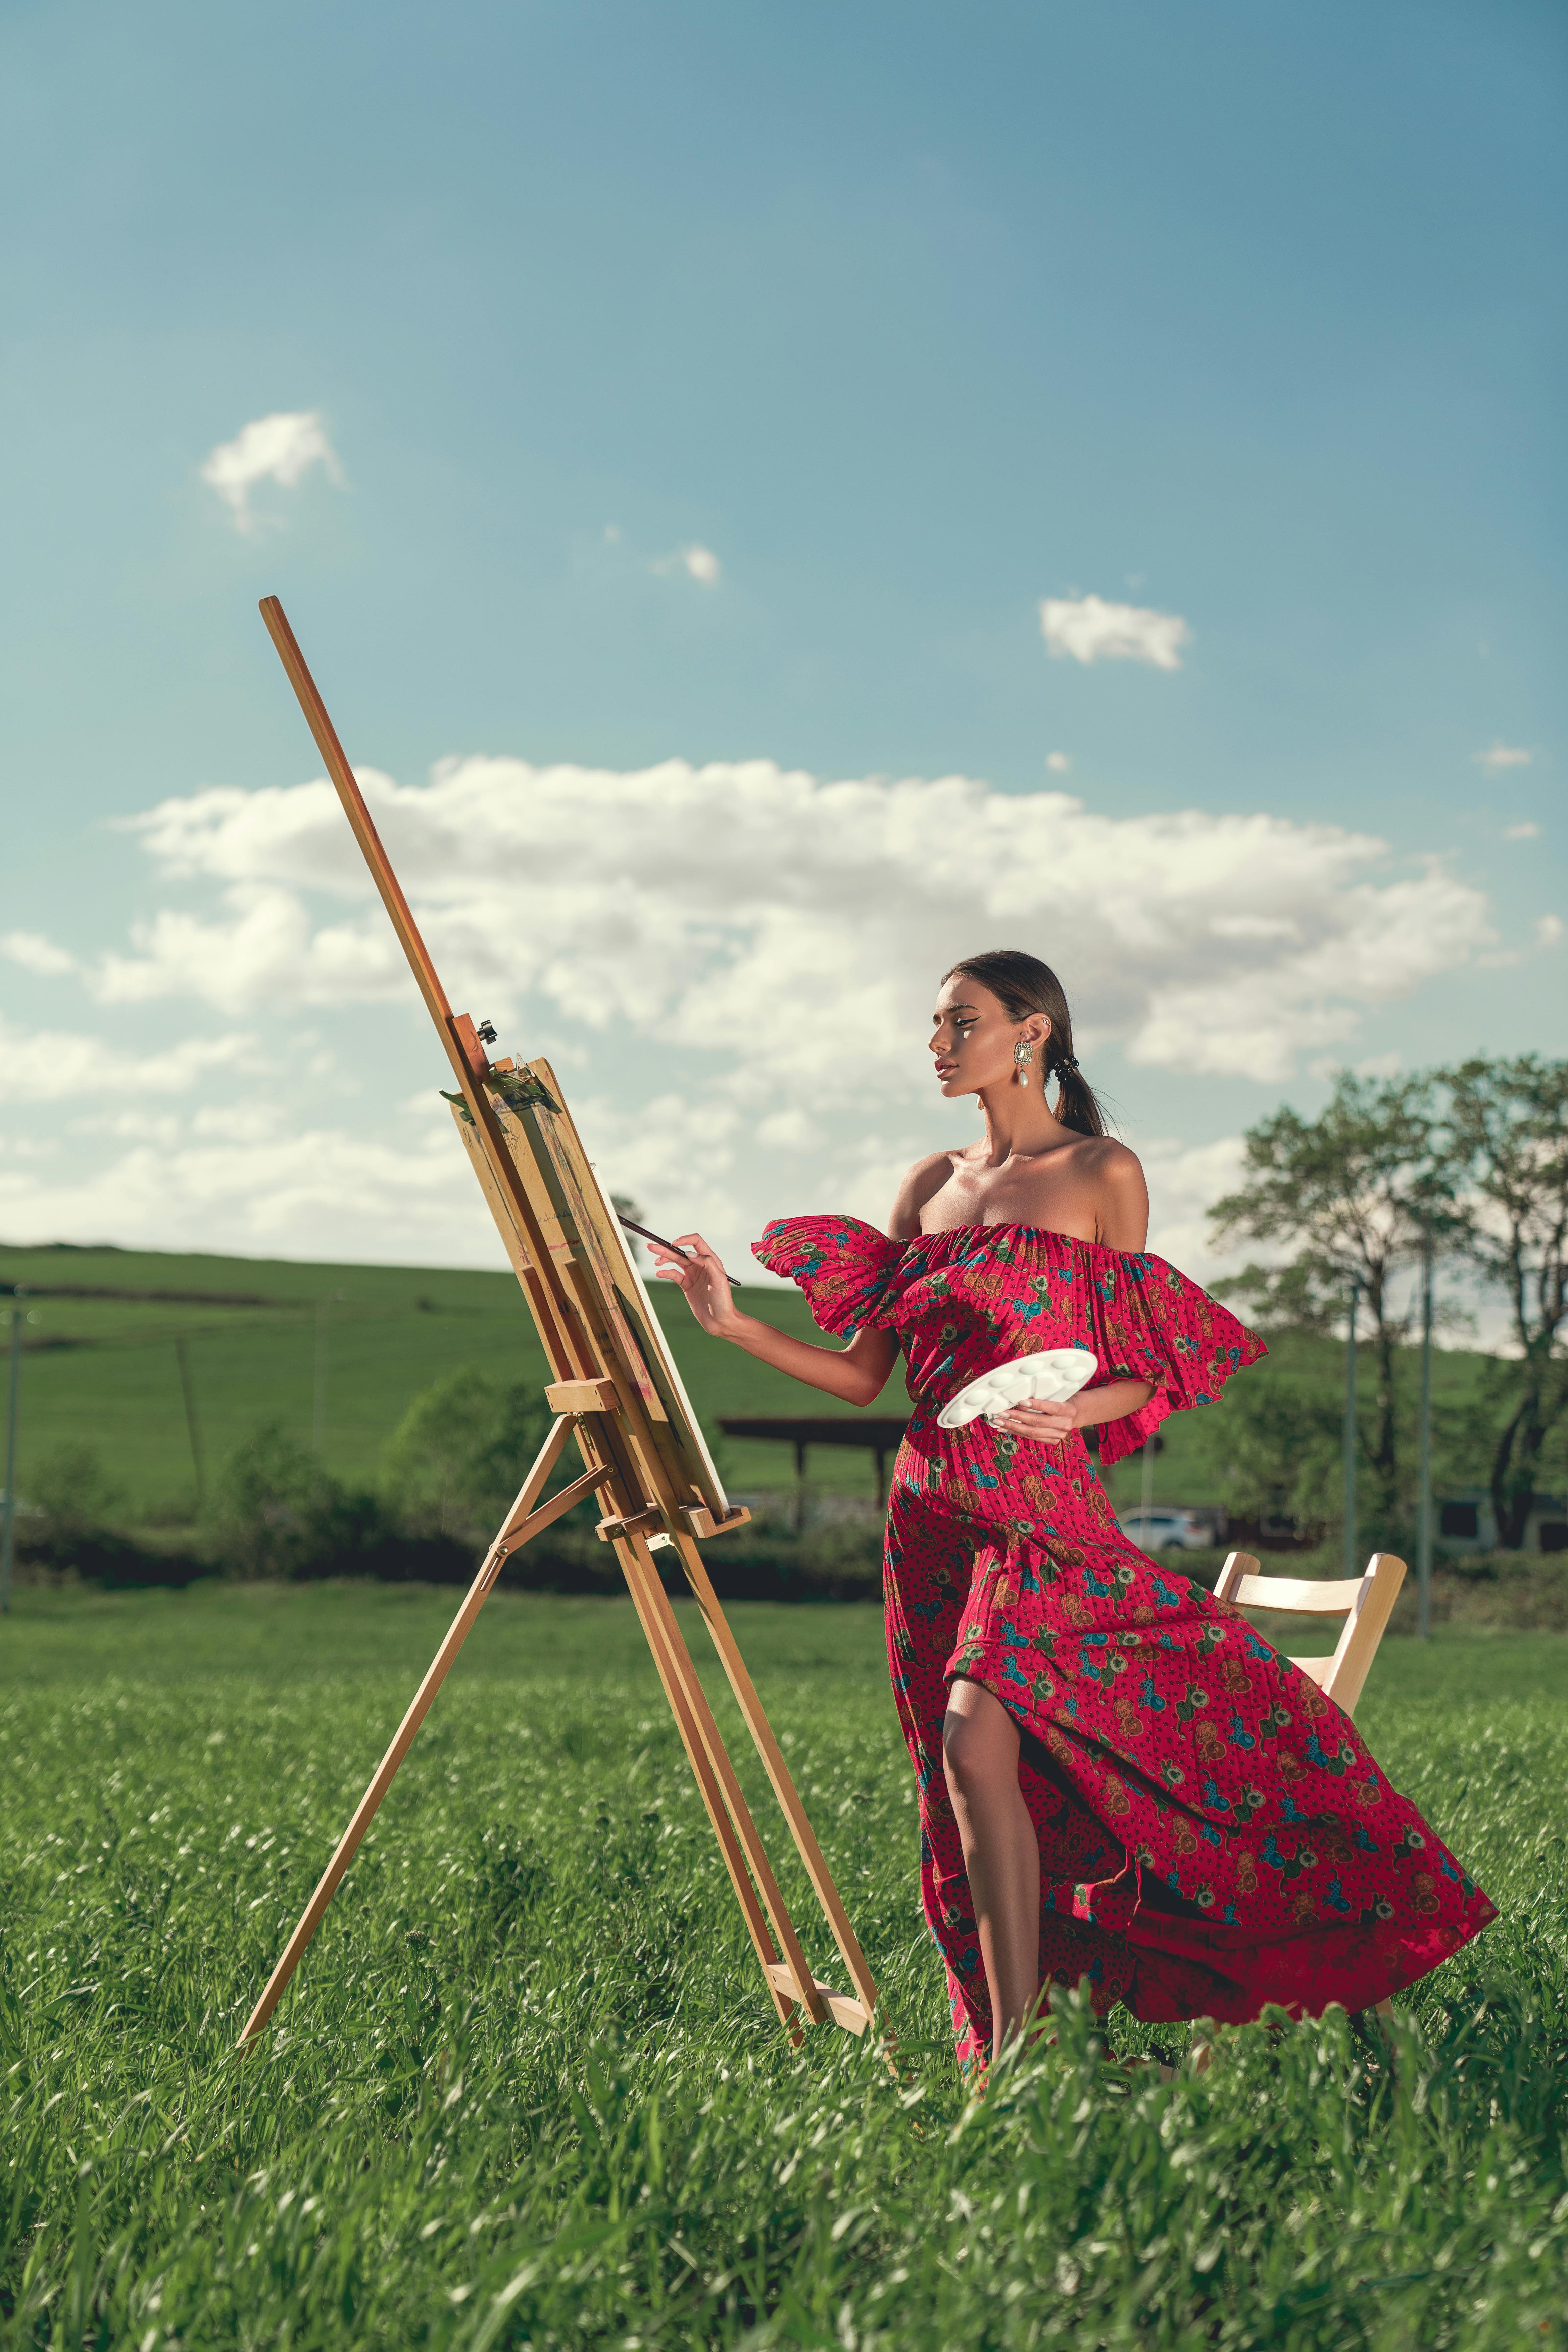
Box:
[653, 950, 1493, 2070]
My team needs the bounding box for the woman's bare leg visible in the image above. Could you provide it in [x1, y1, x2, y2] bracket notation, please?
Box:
[943, 1678, 1041, 2064]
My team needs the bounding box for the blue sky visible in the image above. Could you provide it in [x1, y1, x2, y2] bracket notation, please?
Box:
[1, 0, 1562, 1277]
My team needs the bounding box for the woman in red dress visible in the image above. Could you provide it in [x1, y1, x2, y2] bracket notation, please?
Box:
[652, 950, 1494, 2070]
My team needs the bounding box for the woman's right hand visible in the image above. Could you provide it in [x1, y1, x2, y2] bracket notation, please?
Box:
[650, 1232, 897, 1404]
[649, 1232, 740, 1337]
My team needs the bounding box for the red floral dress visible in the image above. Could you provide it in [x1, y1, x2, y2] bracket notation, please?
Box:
[754, 1216, 1494, 2066]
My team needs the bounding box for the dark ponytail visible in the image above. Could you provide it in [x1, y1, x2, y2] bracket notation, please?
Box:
[941, 949, 1107, 1137]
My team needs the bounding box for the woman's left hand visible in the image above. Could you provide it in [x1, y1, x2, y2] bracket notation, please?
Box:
[993, 1396, 1081, 1447]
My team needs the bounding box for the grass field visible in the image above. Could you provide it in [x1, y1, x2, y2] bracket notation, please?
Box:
[0, 1239, 878, 1512]
[2, 1583, 1564, 2347]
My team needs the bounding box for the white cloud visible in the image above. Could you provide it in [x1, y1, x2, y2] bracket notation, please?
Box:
[574, 1092, 745, 1232]
[1477, 912, 1563, 970]
[1504, 821, 1540, 840]
[1475, 743, 1531, 774]
[1136, 1136, 1250, 1285]
[69, 757, 1493, 1096]
[93, 882, 406, 1014]
[652, 543, 722, 586]
[76, 1111, 184, 1146]
[0, 1020, 254, 1105]
[2, 931, 78, 977]
[1040, 594, 1190, 671]
[199, 410, 343, 534]
[1045, 751, 1071, 773]
[755, 1107, 828, 1153]
[188, 1101, 287, 1143]
[0, 1124, 481, 1261]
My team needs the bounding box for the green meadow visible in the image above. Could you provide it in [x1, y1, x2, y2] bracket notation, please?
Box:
[0, 1241, 887, 1513]
[0, 1239, 1492, 1530]
[2, 1583, 1565, 2347]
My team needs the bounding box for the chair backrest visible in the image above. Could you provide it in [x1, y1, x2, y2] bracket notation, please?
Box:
[1211, 1551, 1408, 1717]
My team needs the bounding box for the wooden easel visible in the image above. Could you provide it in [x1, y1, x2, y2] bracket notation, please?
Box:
[238, 599, 878, 2052]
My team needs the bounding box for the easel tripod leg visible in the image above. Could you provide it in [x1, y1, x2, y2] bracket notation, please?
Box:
[618, 1534, 833, 2027]
[675, 1535, 880, 2024]
[237, 1418, 596, 2047]
[613, 1534, 805, 2041]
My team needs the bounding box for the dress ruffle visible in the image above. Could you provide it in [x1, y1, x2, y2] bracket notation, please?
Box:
[753, 1215, 909, 1337]
[753, 1214, 1266, 1463]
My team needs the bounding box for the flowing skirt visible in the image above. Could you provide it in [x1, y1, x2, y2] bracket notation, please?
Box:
[881, 1439, 1495, 2067]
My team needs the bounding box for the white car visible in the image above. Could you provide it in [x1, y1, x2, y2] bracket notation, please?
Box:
[1116, 1507, 1211, 1553]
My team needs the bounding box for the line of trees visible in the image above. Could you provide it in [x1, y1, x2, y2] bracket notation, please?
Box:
[1208, 1053, 1567, 1549]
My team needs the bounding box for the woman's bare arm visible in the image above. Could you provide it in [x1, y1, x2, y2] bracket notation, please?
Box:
[650, 1232, 901, 1407]
[994, 1376, 1154, 1446]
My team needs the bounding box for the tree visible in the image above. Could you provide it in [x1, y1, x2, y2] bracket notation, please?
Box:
[208, 1423, 381, 1579]
[381, 1365, 556, 1542]
[28, 1443, 124, 1540]
[1186, 1344, 1342, 1536]
[1208, 1073, 1450, 1535]
[1441, 1055, 1568, 1548]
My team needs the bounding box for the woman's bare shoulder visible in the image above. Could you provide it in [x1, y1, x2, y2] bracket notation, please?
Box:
[1073, 1136, 1148, 1248]
[1070, 1133, 1142, 1180]
[887, 1149, 957, 1238]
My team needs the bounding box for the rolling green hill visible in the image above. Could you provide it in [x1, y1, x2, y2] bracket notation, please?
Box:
[0, 1240, 892, 1515]
[1, 1238, 1503, 1528]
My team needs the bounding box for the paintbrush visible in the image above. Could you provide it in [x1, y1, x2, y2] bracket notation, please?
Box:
[617, 1215, 742, 1289]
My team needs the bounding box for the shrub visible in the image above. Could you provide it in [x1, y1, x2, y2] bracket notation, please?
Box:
[207, 1422, 382, 1580]
[380, 1365, 557, 1543]
[24, 1441, 125, 1541]
[11, 1443, 212, 1589]
[1187, 1353, 1341, 1536]
[686, 1497, 884, 1602]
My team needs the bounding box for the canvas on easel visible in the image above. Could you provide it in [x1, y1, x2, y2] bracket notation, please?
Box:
[236, 597, 878, 2052]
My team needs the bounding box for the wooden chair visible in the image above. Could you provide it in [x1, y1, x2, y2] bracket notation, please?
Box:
[1192, 1550, 1411, 2056]
[1212, 1551, 1408, 1717]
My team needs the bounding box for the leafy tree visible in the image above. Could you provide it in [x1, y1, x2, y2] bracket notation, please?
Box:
[1441, 1054, 1568, 1548]
[208, 1423, 381, 1579]
[381, 1365, 557, 1542]
[27, 1443, 124, 1539]
[1186, 1346, 1342, 1535]
[1209, 1073, 1449, 1534]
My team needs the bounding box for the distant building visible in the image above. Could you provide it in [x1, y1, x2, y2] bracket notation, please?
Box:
[1436, 1489, 1567, 1555]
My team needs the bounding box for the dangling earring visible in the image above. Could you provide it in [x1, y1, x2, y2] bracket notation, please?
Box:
[1013, 1041, 1033, 1085]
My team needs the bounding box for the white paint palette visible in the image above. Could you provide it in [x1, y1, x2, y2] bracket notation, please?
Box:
[936, 1347, 1099, 1430]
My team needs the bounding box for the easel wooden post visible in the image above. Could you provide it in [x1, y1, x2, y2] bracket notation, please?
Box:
[238, 598, 879, 2054]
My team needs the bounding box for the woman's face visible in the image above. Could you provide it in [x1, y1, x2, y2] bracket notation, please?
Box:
[929, 975, 1049, 1098]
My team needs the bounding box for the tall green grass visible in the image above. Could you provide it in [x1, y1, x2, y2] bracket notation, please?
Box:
[2, 1589, 1564, 2347]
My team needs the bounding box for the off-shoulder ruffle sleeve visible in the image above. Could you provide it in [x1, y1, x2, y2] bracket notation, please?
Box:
[752, 1215, 906, 1338]
[1081, 1250, 1267, 1467]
